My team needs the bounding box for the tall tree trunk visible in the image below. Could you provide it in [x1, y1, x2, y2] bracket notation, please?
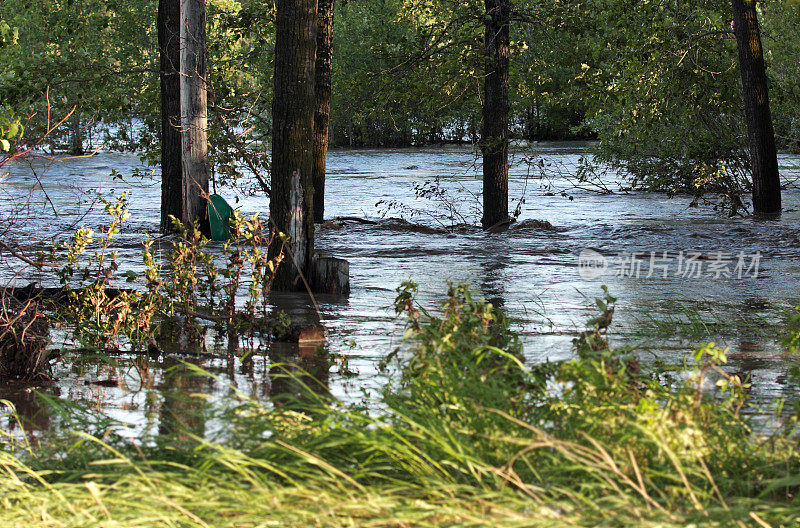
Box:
[731, 0, 781, 216]
[69, 115, 85, 156]
[481, 0, 510, 229]
[158, 0, 182, 232]
[180, 0, 210, 234]
[312, 0, 334, 224]
[270, 0, 318, 291]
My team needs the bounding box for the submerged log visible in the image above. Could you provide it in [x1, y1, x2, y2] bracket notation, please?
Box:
[273, 322, 325, 344]
[0, 294, 51, 382]
[310, 255, 350, 295]
[486, 217, 515, 234]
[7, 283, 136, 305]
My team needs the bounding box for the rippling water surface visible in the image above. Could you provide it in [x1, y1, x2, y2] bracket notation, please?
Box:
[2, 142, 800, 437]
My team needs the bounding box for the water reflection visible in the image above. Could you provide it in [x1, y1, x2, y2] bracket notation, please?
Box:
[157, 358, 210, 446]
[478, 237, 512, 313]
[0, 385, 55, 437]
[730, 339, 797, 408]
[265, 291, 331, 409]
[268, 342, 331, 409]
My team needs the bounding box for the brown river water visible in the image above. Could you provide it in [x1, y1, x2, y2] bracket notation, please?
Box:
[1, 142, 800, 439]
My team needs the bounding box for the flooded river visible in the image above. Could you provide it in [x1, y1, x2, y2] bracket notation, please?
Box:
[2, 142, 800, 438]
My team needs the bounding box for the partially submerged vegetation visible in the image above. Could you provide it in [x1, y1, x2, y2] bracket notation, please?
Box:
[0, 294, 49, 381]
[0, 192, 288, 382]
[2, 282, 799, 527]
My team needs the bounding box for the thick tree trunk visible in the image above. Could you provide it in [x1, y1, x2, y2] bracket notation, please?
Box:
[180, 0, 210, 234]
[312, 0, 334, 224]
[481, 0, 511, 229]
[158, 0, 182, 232]
[270, 0, 318, 291]
[731, 0, 781, 216]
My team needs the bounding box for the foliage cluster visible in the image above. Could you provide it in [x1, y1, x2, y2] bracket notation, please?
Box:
[1, 0, 797, 199]
[49, 193, 285, 355]
[576, 0, 751, 199]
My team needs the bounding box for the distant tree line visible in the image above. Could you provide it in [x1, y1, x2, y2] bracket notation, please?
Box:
[0, 0, 797, 213]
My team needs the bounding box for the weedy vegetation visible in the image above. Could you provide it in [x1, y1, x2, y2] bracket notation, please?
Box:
[55, 193, 285, 351]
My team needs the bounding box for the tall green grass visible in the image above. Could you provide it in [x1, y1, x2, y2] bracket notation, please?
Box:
[1, 282, 799, 527]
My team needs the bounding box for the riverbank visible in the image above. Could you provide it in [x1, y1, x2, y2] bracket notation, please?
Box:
[2, 284, 799, 527]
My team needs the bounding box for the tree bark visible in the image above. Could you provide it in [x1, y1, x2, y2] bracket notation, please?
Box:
[69, 115, 85, 156]
[180, 0, 210, 235]
[310, 255, 349, 295]
[270, 0, 318, 291]
[731, 0, 781, 216]
[481, 0, 511, 229]
[158, 0, 182, 232]
[312, 0, 334, 223]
